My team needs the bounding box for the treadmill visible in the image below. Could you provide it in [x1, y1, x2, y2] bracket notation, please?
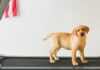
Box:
[0, 57, 100, 70]
[0, 0, 100, 70]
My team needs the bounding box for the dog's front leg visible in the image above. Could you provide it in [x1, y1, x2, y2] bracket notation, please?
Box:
[72, 48, 78, 66]
[79, 49, 88, 64]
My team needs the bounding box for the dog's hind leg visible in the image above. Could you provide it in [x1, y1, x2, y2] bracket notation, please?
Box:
[49, 38, 60, 63]
[53, 47, 61, 61]
[49, 47, 57, 63]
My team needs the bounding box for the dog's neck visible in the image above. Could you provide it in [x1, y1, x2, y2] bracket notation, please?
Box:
[72, 34, 86, 40]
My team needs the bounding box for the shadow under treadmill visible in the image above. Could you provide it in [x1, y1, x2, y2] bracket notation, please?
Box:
[0, 57, 100, 70]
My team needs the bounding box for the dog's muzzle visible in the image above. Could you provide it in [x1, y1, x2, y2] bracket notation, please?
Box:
[80, 32, 84, 37]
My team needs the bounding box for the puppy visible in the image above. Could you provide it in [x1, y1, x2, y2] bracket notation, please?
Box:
[43, 25, 89, 66]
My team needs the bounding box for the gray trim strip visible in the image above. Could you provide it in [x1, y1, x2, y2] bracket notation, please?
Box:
[2, 66, 100, 69]
[0, 0, 10, 20]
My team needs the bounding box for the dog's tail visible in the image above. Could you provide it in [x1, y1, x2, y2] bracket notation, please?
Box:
[43, 33, 54, 41]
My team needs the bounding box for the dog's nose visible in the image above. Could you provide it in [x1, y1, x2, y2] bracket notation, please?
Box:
[80, 32, 84, 36]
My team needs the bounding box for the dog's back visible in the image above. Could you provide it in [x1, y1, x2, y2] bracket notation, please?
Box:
[43, 32, 72, 49]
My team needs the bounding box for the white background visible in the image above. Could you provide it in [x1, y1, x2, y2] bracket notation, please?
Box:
[0, 0, 100, 57]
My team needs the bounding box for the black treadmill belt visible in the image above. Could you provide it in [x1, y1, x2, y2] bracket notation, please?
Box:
[0, 57, 100, 70]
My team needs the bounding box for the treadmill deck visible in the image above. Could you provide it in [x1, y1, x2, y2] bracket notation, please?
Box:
[0, 57, 100, 70]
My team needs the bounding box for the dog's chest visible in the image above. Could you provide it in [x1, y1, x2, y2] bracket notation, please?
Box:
[71, 36, 86, 49]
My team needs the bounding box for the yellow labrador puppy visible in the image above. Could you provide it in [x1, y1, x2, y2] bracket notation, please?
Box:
[43, 25, 89, 66]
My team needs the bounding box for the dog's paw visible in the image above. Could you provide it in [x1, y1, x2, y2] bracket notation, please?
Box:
[82, 60, 88, 64]
[72, 62, 79, 66]
[50, 59, 55, 63]
[54, 57, 59, 61]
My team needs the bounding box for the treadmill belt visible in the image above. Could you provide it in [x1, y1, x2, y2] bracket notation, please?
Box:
[0, 57, 100, 70]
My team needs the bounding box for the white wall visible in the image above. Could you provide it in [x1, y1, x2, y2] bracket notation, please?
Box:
[0, 0, 100, 57]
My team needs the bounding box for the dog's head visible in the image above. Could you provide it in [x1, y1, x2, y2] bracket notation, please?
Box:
[73, 25, 89, 37]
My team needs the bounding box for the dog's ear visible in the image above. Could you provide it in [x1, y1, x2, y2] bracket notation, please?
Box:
[84, 26, 89, 33]
[72, 29, 78, 36]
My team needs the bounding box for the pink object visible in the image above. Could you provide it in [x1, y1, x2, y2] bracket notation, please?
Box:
[5, 0, 17, 18]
